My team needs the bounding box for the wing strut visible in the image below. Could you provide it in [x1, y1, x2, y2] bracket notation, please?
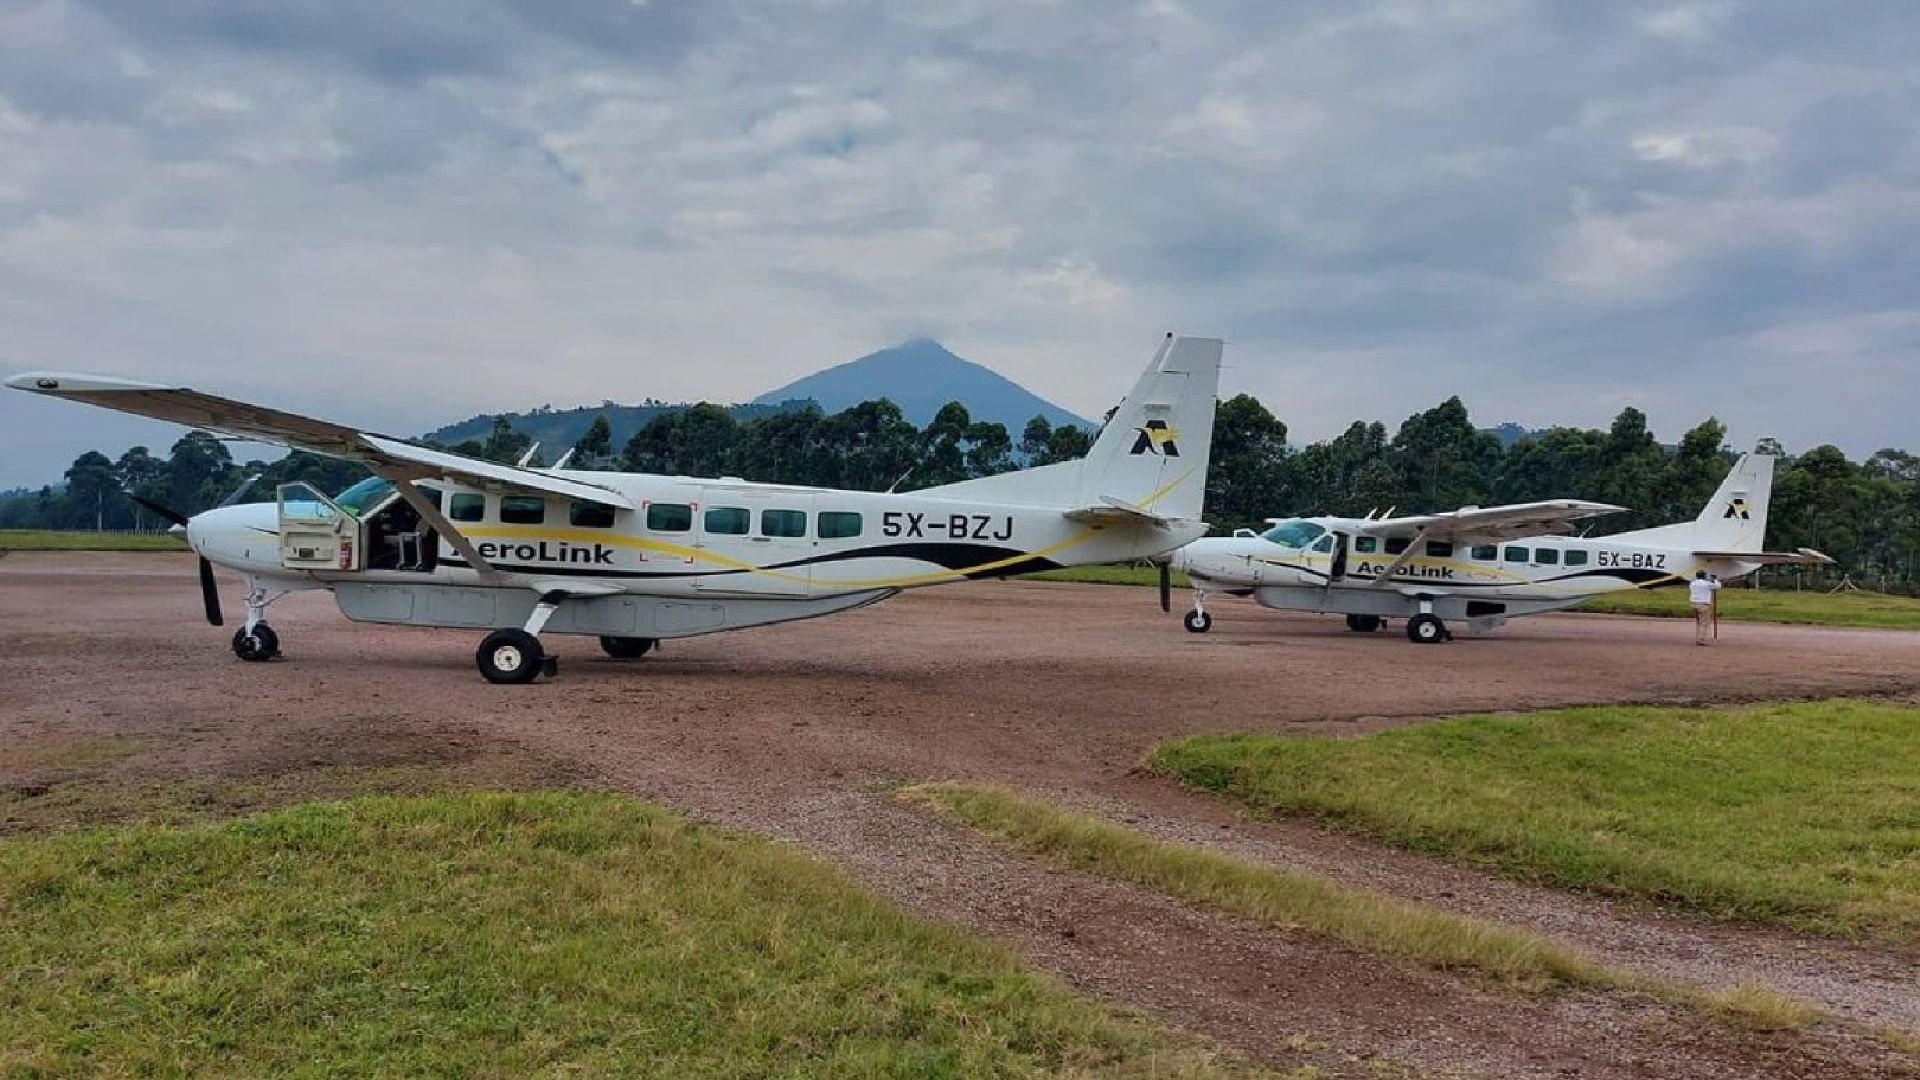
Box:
[371, 467, 504, 584]
[1366, 528, 1430, 588]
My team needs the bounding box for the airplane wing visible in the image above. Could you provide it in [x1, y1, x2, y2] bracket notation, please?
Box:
[1355, 499, 1624, 543]
[1694, 547, 1833, 565]
[5, 372, 636, 510]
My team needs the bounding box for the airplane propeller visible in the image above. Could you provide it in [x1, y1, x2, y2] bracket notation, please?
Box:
[124, 476, 257, 629]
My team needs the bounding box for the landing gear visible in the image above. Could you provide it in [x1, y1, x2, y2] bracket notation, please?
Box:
[1406, 614, 1447, 644]
[230, 577, 290, 662]
[1345, 614, 1383, 633]
[598, 636, 657, 659]
[231, 622, 279, 661]
[475, 590, 568, 684]
[477, 629, 545, 685]
[1183, 609, 1213, 633]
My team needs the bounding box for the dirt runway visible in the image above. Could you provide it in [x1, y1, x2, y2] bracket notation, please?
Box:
[4, 552, 1918, 1079]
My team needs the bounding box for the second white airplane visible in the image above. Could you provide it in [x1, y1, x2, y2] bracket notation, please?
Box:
[1173, 447, 1829, 643]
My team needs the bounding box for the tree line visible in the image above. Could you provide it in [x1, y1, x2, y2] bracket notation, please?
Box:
[5, 393, 1915, 591]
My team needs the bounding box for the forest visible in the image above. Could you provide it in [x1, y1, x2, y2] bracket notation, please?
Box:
[5, 392, 1915, 591]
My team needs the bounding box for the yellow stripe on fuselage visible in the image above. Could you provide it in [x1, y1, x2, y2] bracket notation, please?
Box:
[453, 523, 1106, 589]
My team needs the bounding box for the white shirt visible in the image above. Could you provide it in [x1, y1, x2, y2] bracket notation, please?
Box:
[1688, 577, 1721, 604]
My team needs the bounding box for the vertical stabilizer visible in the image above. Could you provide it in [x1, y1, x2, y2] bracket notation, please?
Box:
[1690, 449, 1774, 552]
[915, 334, 1224, 519]
[1072, 334, 1224, 521]
[1609, 448, 1777, 551]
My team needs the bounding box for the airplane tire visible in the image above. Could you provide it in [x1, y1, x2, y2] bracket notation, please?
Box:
[1406, 614, 1446, 644]
[478, 629, 545, 684]
[1345, 614, 1382, 633]
[1183, 610, 1213, 634]
[599, 635, 657, 659]
[231, 623, 279, 662]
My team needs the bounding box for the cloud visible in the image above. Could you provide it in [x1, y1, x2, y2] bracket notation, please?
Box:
[2, 0, 1917, 488]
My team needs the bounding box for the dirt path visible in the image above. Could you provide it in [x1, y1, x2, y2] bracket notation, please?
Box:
[5, 552, 1918, 1079]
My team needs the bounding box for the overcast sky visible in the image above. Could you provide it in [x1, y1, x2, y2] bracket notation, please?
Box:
[3, 0, 1916, 489]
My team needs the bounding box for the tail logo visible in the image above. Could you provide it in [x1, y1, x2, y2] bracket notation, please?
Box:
[1723, 497, 1750, 521]
[1130, 420, 1181, 457]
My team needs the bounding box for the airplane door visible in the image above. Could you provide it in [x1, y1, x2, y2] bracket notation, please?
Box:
[1329, 533, 1350, 581]
[277, 482, 363, 572]
[696, 489, 813, 596]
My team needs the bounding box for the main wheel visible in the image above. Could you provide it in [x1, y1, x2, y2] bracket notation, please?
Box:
[598, 635, 657, 659]
[1183, 610, 1213, 634]
[477, 628, 545, 684]
[231, 623, 279, 662]
[1406, 613, 1446, 644]
[1345, 614, 1382, 633]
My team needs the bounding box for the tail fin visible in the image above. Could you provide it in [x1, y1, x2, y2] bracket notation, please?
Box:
[1070, 334, 1223, 520]
[916, 334, 1224, 520]
[1610, 447, 1776, 551]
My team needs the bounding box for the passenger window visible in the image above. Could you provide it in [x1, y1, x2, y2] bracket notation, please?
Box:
[705, 506, 750, 535]
[1470, 545, 1497, 561]
[1426, 541, 1453, 557]
[1536, 548, 1560, 565]
[1503, 546, 1530, 564]
[1354, 536, 1379, 554]
[449, 493, 486, 523]
[500, 496, 545, 525]
[1564, 549, 1590, 567]
[570, 501, 616, 529]
[817, 511, 862, 539]
[761, 509, 807, 538]
[647, 503, 692, 532]
[1385, 537, 1409, 555]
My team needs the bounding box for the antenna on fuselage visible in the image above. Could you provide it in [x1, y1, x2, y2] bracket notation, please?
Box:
[550, 448, 576, 470]
[515, 443, 541, 468]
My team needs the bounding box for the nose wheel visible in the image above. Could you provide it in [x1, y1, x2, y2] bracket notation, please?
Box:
[1183, 592, 1213, 634]
[231, 622, 280, 661]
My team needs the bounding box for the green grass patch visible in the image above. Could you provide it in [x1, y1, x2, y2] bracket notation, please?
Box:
[1575, 587, 1920, 630]
[0, 791, 1282, 1079]
[1151, 700, 1920, 943]
[1023, 564, 1191, 588]
[0, 530, 189, 552]
[0, 736, 141, 773]
[1, 753, 583, 835]
[903, 782, 1608, 992]
[900, 783, 1816, 1034]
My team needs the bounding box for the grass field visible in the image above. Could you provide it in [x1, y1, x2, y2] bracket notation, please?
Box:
[901, 784, 1815, 1033]
[1026, 564, 1193, 588]
[1573, 586, 1920, 630]
[0, 529, 188, 552]
[1027, 564, 1920, 631]
[1151, 700, 1920, 944]
[0, 791, 1288, 1079]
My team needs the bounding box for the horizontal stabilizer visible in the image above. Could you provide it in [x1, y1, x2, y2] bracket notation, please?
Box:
[1693, 547, 1833, 566]
[1063, 495, 1182, 527]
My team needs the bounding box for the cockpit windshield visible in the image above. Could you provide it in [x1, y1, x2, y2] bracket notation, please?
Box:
[1259, 520, 1327, 549]
[333, 477, 396, 517]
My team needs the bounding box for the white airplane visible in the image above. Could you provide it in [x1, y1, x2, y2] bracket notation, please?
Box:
[1171, 447, 1829, 643]
[9, 334, 1222, 682]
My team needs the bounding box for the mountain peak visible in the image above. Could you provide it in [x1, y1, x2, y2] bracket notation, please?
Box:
[752, 341, 1091, 431]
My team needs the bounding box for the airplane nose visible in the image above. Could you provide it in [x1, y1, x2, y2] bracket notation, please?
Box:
[186, 503, 283, 575]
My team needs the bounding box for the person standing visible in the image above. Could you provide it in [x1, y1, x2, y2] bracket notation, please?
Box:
[1689, 571, 1722, 645]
